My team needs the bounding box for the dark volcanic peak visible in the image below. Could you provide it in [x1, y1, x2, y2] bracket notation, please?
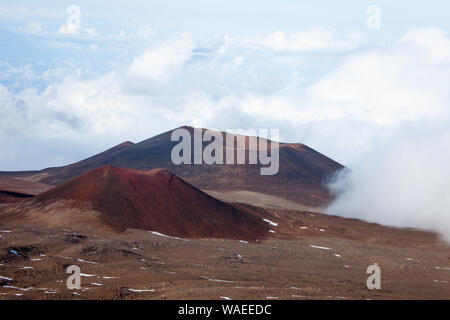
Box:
[35, 166, 269, 240]
[113, 141, 135, 149]
[1, 126, 344, 206]
[36, 140, 137, 185]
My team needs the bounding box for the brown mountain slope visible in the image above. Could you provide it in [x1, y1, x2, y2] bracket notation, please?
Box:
[0, 127, 343, 206]
[0, 177, 53, 203]
[0, 177, 53, 195]
[1, 166, 269, 240]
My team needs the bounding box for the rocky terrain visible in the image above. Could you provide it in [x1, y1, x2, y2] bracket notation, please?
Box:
[0, 204, 448, 300]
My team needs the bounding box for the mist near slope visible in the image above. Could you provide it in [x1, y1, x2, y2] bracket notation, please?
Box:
[327, 124, 450, 243]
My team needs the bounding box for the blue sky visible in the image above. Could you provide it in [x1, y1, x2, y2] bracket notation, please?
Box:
[1, 0, 450, 169]
[2, 0, 449, 79]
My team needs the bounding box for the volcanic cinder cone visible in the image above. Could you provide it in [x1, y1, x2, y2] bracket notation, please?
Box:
[1, 126, 343, 206]
[31, 166, 270, 240]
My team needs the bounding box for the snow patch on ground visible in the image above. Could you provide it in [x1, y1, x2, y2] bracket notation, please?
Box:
[127, 288, 155, 293]
[263, 218, 278, 227]
[433, 280, 448, 284]
[80, 273, 96, 277]
[435, 266, 450, 270]
[76, 258, 98, 265]
[310, 245, 331, 250]
[200, 276, 234, 283]
[149, 231, 188, 241]
[3, 285, 33, 291]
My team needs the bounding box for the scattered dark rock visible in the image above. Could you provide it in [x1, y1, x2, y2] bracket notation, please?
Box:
[64, 233, 88, 244]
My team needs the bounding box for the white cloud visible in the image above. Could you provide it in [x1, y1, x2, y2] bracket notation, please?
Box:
[46, 40, 75, 49]
[106, 26, 156, 41]
[3, 27, 450, 158]
[304, 50, 450, 126]
[267, 26, 450, 163]
[59, 25, 99, 36]
[126, 32, 194, 82]
[399, 26, 450, 63]
[242, 27, 364, 52]
[13, 22, 43, 34]
[59, 24, 78, 34]
[322, 26, 450, 243]
[0, 61, 34, 82]
[327, 126, 450, 243]
[136, 26, 157, 39]
[0, 72, 175, 142]
[0, 5, 60, 20]
[83, 27, 98, 36]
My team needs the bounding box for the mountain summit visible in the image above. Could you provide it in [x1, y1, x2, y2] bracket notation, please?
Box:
[0, 127, 343, 206]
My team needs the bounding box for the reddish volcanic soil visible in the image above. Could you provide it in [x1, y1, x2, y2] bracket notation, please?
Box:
[0, 167, 448, 300]
[0, 191, 31, 203]
[0, 177, 53, 203]
[0, 207, 448, 300]
[1, 166, 269, 241]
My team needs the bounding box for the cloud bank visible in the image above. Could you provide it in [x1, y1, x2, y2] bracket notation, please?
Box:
[325, 27, 450, 242]
[327, 125, 450, 242]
